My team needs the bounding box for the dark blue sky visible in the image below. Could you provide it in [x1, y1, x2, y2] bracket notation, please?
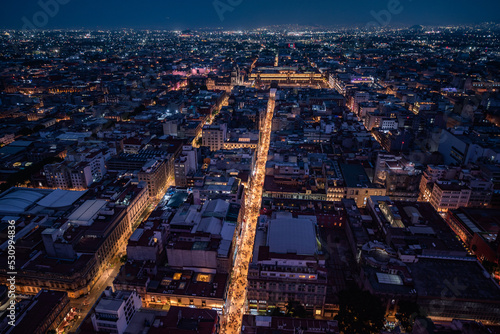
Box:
[2, 0, 500, 30]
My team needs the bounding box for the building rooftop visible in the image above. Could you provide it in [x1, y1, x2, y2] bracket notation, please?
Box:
[153, 306, 218, 334]
[340, 163, 372, 188]
[267, 214, 317, 256]
[0, 188, 47, 214]
[409, 258, 500, 301]
[0, 187, 85, 214]
[241, 315, 339, 334]
[67, 199, 108, 226]
[450, 208, 500, 235]
[7, 290, 68, 334]
[95, 289, 136, 312]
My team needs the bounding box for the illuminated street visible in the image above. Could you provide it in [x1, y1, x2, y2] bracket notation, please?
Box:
[2, 16, 500, 333]
[67, 176, 175, 332]
[221, 89, 276, 333]
[192, 94, 230, 148]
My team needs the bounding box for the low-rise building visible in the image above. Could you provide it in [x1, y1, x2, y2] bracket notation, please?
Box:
[446, 208, 500, 264]
[367, 197, 467, 260]
[91, 287, 142, 334]
[373, 153, 421, 202]
[247, 213, 327, 316]
[1, 290, 70, 334]
[159, 306, 218, 334]
[113, 263, 228, 312]
[429, 181, 471, 213]
[241, 315, 339, 333]
[0, 187, 134, 298]
[341, 163, 386, 208]
[202, 124, 227, 151]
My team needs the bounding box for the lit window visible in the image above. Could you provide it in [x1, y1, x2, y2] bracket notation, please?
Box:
[196, 273, 211, 282]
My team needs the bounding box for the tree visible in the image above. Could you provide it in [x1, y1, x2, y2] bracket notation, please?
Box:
[335, 287, 385, 334]
[268, 306, 283, 317]
[482, 260, 499, 275]
[33, 124, 45, 133]
[17, 127, 33, 137]
[396, 300, 425, 332]
[285, 300, 307, 318]
[102, 120, 115, 130]
[130, 104, 146, 117]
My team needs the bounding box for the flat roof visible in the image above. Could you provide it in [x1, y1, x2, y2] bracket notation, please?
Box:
[456, 213, 482, 233]
[68, 199, 108, 225]
[10, 140, 33, 147]
[220, 221, 236, 241]
[96, 298, 124, 312]
[0, 145, 26, 155]
[267, 217, 317, 255]
[409, 258, 500, 301]
[340, 163, 372, 188]
[9, 290, 67, 334]
[376, 272, 403, 286]
[453, 208, 500, 234]
[130, 228, 144, 242]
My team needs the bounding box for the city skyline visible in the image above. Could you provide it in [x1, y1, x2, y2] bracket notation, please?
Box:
[1, 0, 500, 31]
[1, 3, 500, 333]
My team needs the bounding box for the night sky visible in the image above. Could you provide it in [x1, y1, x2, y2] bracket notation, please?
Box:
[1, 0, 500, 30]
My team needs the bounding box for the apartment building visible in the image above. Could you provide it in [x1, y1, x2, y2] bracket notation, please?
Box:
[429, 181, 471, 213]
[247, 213, 328, 316]
[202, 124, 227, 151]
[138, 159, 168, 200]
[419, 165, 460, 202]
[341, 163, 386, 208]
[91, 287, 142, 334]
[373, 153, 421, 202]
[174, 145, 198, 187]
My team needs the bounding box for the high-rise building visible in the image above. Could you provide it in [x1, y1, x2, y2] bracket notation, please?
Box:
[174, 145, 198, 187]
[138, 159, 168, 200]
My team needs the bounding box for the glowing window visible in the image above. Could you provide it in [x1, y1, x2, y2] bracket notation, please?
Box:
[196, 273, 211, 283]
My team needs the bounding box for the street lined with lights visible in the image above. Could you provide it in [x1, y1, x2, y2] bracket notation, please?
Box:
[221, 89, 276, 333]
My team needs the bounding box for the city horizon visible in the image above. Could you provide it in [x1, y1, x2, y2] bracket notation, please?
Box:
[1, 2, 500, 334]
[2, 22, 500, 31]
[1, 0, 499, 31]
